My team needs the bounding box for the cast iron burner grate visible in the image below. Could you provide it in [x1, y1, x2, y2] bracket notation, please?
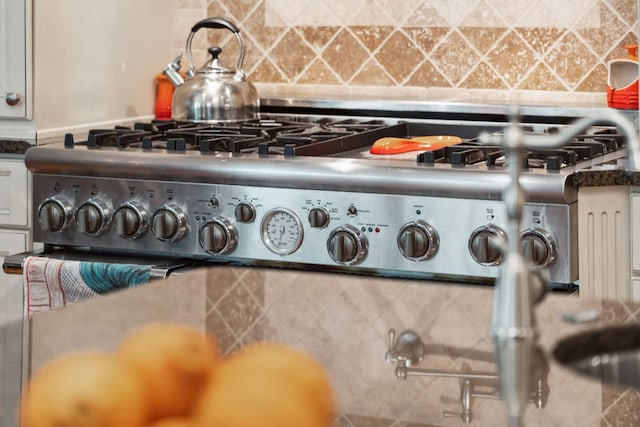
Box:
[63, 118, 397, 156]
[416, 128, 624, 170]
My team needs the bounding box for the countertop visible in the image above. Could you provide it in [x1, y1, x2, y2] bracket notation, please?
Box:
[5, 265, 639, 427]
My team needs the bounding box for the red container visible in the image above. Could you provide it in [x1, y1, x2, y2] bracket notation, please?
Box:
[607, 45, 639, 110]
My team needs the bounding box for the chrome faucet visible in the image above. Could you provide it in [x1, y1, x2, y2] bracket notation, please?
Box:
[479, 107, 640, 426]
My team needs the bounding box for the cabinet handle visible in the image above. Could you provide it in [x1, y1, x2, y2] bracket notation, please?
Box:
[1, 92, 21, 106]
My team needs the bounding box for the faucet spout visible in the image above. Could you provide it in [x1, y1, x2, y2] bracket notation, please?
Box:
[479, 107, 638, 426]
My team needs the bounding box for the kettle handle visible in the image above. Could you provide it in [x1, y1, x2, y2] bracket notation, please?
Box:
[184, 17, 246, 76]
[191, 17, 239, 34]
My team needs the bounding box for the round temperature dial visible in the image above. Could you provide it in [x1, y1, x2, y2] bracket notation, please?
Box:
[261, 208, 304, 255]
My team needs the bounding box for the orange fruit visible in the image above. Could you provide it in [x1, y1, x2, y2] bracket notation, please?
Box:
[193, 342, 334, 427]
[20, 351, 149, 427]
[146, 417, 194, 427]
[116, 322, 220, 421]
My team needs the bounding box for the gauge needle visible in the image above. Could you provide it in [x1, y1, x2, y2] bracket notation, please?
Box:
[278, 225, 286, 243]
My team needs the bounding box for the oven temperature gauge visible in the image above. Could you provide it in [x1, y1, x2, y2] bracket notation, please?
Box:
[261, 208, 304, 255]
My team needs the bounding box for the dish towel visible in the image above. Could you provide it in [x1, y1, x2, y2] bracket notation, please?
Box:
[23, 256, 153, 316]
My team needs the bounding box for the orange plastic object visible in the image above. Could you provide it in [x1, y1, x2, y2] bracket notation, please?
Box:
[370, 135, 463, 155]
[155, 73, 174, 120]
[607, 45, 639, 110]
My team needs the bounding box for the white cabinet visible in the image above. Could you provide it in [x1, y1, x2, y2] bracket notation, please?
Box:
[0, 0, 28, 119]
[631, 191, 640, 301]
[0, 159, 29, 227]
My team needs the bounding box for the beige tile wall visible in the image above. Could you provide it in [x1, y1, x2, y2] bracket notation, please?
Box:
[171, 0, 638, 105]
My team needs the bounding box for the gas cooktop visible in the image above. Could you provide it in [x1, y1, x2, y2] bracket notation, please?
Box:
[24, 103, 632, 287]
[60, 116, 625, 171]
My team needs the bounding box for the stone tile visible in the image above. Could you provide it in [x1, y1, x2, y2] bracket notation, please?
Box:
[431, 30, 481, 85]
[270, 29, 317, 80]
[577, 1, 628, 57]
[544, 32, 599, 89]
[602, 384, 628, 413]
[517, 63, 567, 91]
[403, 27, 449, 55]
[251, 57, 288, 83]
[215, 280, 263, 337]
[244, 2, 287, 49]
[351, 26, 394, 53]
[238, 268, 265, 304]
[602, 390, 640, 427]
[205, 306, 237, 355]
[405, 2, 448, 27]
[605, 31, 640, 62]
[323, 29, 370, 82]
[375, 31, 426, 84]
[348, 1, 395, 26]
[485, 30, 538, 88]
[605, 0, 639, 27]
[299, 26, 341, 51]
[406, 60, 451, 88]
[576, 63, 609, 93]
[298, 59, 342, 84]
[216, 0, 259, 25]
[342, 413, 396, 427]
[205, 266, 238, 306]
[460, 0, 509, 27]
[205, 1, 232, 23]
[515, 28, 563, 54]
[601, 299, 633, 324]
[460, 62, 508, 89]
[460, 27, 508, 54]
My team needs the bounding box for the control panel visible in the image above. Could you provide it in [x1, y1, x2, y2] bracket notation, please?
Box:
[32, 175, 577, 284]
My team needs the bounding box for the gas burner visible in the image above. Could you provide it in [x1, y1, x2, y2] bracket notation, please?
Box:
[416, 129, 624, 170]
[63, 116, 396, 157]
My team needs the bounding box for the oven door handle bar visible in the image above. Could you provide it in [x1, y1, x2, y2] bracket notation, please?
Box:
[2, 248, 193, 279]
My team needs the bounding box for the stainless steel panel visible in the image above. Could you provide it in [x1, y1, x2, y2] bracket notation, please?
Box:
[32, 175, 577, 284]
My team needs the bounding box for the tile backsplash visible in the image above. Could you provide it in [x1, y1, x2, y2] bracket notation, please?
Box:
[171, 0, 639, 105]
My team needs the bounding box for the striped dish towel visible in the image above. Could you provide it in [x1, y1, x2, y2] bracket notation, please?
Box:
[23, 256, 153, 316]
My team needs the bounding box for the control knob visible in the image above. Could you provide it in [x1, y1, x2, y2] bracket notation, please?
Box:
[327, 224, 368, 265]
[308, 207, 330, 228]
[113, 202, 148, 239]
[199, 218, 238, 255]
[38, 197, 72, 232]
[235, 202, 256, 223]
[398, 220, 439, 261]
[76, 200, 111, 236]
[152, 204, 188, 242]
[521, 228, 556, 268]
[468, 224, 507, 266]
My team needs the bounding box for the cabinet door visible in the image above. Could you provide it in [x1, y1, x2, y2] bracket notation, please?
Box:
[0, 0, 27, 118]
[0, 160, 28, 227]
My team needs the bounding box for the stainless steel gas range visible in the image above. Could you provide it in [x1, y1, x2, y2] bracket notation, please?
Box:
[18, 100, 634, 286]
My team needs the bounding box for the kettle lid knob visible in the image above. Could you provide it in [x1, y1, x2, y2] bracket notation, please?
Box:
[208, 47, 222, 59]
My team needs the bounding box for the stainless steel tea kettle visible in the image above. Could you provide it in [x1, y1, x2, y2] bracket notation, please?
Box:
[163, 17, 259, 123]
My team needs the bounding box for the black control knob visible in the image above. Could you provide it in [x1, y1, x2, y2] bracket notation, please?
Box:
[76, 200, 110, 236]
[468, 225, 506, 266]
[398, 220, 439, 261]
[521, 228, 556, 268]
[38, 198, 72, 232]
[199, 218, 238, 255]
[308, 207, 330, 228]
[327, 224, 368, 265]
[152, 205, 187, 242]
[235, 202, 256, 223]
[113, 203, 148, 239]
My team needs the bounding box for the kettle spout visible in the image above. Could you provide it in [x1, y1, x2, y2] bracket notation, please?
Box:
[162, 54, 185, 87]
